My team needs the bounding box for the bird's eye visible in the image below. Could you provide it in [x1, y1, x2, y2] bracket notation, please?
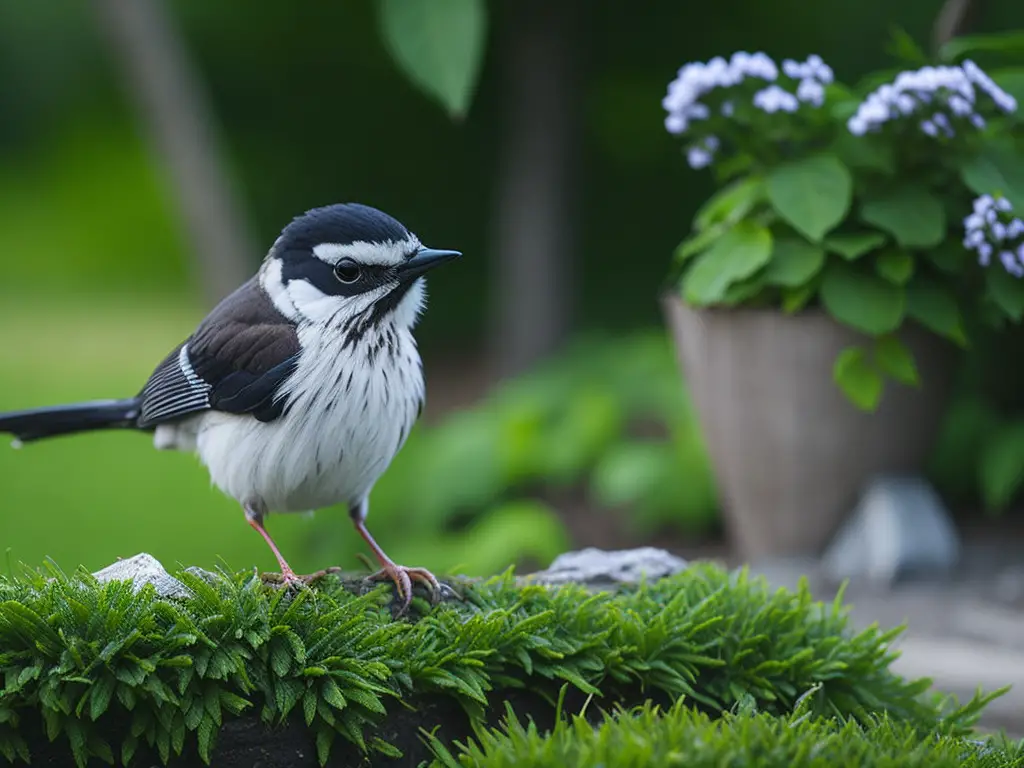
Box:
[333, 259, 362, 284]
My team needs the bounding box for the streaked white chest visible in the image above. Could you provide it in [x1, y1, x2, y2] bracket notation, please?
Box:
[189, 323, 424, 513]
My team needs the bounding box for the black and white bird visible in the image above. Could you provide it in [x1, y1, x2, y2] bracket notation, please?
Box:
[0, 203, 460, 612]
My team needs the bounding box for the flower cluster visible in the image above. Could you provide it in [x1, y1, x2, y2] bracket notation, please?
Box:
[963, 194, 1024, 277]
[847, 61, 1017, 138]
[662, 52, 833, 169]
[662, 51, 779, 136]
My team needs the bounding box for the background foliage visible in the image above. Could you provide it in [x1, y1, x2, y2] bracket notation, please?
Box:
[2, 2, 1024, 577]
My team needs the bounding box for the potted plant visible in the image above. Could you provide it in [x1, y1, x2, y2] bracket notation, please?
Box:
[660, 46, 1024, 560]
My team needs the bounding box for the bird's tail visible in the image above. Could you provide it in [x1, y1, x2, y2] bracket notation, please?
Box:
[0, 399, 141, 445]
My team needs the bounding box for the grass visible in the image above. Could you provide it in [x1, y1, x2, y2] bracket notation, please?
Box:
[428, 696, 1024, 768]
[0, 560, 1008, 766]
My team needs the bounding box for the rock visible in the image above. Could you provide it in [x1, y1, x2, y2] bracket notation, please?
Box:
[994, 565, 1024, 607]
[92, 553, 192, 599]
[527, 547, 688, 588]
[821, 475, 960, 587]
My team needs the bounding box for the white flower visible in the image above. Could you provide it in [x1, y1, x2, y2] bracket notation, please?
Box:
[796, 79, 825, 106]
[753, 84, 799, 113]
[783, 54, 833, 85]
[1000, 250, 1024, 277]
[964, 229, 986, 248]
[847, 115, 868, 135]
[964, 212, 985, 231]
[782, 59, 805, 79]
[665, 114, 687, 134]
[964, 194, 1024, 276]
[963, 59, 1018, 113]
[687, 147, 713, 169]
[847, 62, 1007, 137]
[663, 50, 821, 138]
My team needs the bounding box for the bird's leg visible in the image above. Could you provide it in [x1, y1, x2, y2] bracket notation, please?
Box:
[349, 500, 441, 613]
[244, 501, 303, 588]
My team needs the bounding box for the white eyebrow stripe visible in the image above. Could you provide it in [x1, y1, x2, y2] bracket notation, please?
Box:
[312, 236, 421, 267]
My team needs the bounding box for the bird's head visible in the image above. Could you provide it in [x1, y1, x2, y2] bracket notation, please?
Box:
[259, 203, 460, 329]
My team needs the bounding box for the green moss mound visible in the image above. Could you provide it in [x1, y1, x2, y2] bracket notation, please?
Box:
[429, 696, 1024, 768]
[0, 561, 1007, 766]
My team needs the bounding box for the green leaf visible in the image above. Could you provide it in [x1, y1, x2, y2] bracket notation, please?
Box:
[905, 278, 968, 346]
[860, 187, 946, 248]
[830, 126, 896, 175]
[674, 223, 730, 264]
[682, 222, 773, 305]
[819, 262, 905, 335]
[887, 24, 930, 65]
[987, 266, 1024, 321]
[694, 176, 766, 231]
[121, 734, 138, 766]
[959, 142, 1024, 212]
[378, 0, 487, 119]
[303, 689, 318, 727]
[781, 284, 816, 313]
[761, 239, 825, 287]
[89, 676, 115, 721]
[766, 153, 853, 241]
[875, 249, 915, 285]
[833, 346, 884, 412]
[720, 274, 767, 305]
[197, 715, 216, 764]
[874, 335, 919, 386]
[980, 422, 1024, 511]
[824, 232, 888, 261]
[939, 30, 1024, 62]
[925, 240, 966, 275]
[321, 678, 347, 710]
[316, 726, 335, 766]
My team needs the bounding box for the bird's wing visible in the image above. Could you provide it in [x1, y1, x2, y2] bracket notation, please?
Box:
[137, 277, 301, 428]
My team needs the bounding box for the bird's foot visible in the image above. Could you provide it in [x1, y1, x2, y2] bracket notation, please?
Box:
[260, 566, 346, 589]
[366, 562, 442, 614]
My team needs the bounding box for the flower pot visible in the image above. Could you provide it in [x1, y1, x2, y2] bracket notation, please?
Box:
[661, 294, 958, 561]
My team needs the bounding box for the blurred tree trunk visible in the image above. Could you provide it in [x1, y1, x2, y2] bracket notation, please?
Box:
[487, 0, 584, 378]
[90, 0, 256, 306]
[932, 0, 983, 52]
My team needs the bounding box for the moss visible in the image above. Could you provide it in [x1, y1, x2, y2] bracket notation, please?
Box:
[0, 561, 1007, 766]
[428, 695, 1024, 768]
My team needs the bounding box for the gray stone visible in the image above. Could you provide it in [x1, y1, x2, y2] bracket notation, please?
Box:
[994, 565, 1024, 607]
[528, 547, 688, 588]
[92, 553, 191, 599]
[821, 475, 960, 587]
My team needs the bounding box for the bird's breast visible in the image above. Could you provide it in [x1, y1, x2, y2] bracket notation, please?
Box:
[195, 324, 424, 513]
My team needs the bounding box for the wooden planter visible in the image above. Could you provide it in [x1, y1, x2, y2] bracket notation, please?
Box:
[662, 295, 958, 561]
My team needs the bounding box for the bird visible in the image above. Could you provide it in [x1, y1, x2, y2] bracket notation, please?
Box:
[0, 202, 461, 613]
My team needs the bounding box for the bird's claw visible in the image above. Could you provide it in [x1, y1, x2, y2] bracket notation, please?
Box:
[366, 562, 442, 614]
[260, 566, 342, 589]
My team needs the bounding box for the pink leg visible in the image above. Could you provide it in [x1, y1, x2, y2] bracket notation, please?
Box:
[245, 502, 302, 587]
[352, 515, 441, 613]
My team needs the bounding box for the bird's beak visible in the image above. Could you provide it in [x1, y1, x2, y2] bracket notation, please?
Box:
[399, 248, 462, 280]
